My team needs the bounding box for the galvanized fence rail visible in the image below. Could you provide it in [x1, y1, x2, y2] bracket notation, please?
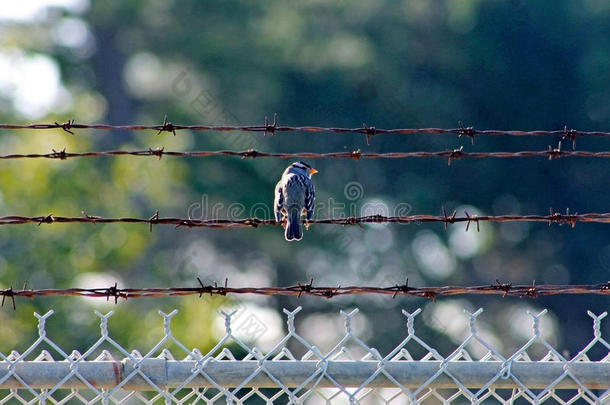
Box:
[1, 307, 609, 404]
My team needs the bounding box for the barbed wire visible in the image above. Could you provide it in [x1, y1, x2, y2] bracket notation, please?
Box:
[1, 144, 610, 164]
[0, 116, 606, 146]
[0, 209, 608, 230]
[2, 279, 610, 309]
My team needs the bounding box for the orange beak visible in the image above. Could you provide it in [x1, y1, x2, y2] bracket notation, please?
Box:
[309, 168, 319, 175]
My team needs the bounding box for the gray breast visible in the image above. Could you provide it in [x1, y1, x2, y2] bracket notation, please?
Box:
[283, 174, 308, 206]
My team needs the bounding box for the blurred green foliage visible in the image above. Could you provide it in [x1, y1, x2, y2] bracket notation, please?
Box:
[1, 0, 610, 358]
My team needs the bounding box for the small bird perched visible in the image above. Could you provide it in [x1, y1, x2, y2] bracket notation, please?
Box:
[274, 161, 318, 241]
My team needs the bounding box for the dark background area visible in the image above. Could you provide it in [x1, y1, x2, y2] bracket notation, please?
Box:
[0, 0, 609, 359]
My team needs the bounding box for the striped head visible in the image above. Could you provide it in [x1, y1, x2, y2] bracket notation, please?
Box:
[284, 161, 319, 178]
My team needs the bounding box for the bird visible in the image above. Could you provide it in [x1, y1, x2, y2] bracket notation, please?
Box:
[274, 161, 318, 241]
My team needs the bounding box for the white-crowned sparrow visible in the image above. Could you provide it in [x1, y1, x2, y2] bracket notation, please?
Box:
[274, 161, 318, 241]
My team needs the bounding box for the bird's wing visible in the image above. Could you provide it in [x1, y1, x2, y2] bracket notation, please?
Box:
[274, 181, 284, 222]
[305, 180, 315, 220]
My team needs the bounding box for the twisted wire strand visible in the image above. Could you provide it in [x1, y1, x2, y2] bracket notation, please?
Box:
[2, 281, 610, 309]
[0, 118, 606, 144]
[0, 147, 609, 162]
[1, 211, 608, 228]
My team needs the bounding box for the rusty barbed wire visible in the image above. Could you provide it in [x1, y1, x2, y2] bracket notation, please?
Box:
[0, 209, 608, 229]
[1, 144, 610, 164]
[2, 279, 610, 308]
[0, 116, 606, 146]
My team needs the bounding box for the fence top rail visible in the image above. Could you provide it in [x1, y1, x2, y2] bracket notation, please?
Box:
[1, 306, 609, 402]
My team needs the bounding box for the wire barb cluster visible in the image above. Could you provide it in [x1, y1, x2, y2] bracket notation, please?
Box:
[2, 280, 610, 308]
[2, 117, 609, 312]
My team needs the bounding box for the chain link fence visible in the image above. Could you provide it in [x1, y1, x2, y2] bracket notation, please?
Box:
[1, 306, 610, 404]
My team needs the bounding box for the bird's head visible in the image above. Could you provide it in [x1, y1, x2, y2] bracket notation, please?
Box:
[285, 161, 318, 178]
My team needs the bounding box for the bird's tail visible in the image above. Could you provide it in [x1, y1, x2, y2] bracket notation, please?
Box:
[285, 207, 303, 241]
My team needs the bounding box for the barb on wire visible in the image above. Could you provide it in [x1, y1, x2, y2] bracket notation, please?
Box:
[3, 118, 610, 145]
[0, 210, 608, 229]
[157, 115, 176, 136]
[3, 280, 610, 308]
[1, 286, 16, 310]
[3, 146, 610, 163]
